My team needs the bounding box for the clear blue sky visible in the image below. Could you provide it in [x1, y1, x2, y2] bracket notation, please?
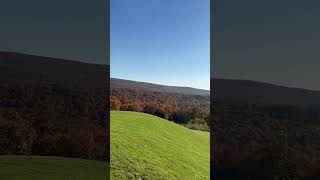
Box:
[111, 0, 210, 90]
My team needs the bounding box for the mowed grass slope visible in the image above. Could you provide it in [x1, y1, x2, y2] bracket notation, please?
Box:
[111, 111, 210, 179]
[0, 155, 108, 180]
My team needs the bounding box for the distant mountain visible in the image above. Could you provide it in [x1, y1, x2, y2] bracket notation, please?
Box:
[212, 78, 320, 108]
[111, 78, 210, 96]
[0, 51, 109, 88]
[112, 77, 320, 108]
[4, 51, 320, 109]
[0, 51, 209, 96]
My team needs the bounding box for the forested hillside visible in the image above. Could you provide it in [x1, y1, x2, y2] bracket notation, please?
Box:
[0, 52, 109, 160]
[111, 78, 210, 96]
[110, 88, 210, 131]
[212, 79, 320, 180]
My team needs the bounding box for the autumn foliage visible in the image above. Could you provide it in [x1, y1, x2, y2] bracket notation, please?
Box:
[0, 81, 108, 161]
[212, 100, 320, 179]
[110, 88, 210, 131]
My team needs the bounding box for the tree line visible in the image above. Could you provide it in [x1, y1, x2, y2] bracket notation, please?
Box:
[212, 100, 320, 179]
[0, 81, 108, 161]
[110, 88, 210, 131]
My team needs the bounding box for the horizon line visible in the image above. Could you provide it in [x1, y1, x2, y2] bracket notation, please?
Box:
[111, 77, 210, 91]
[0, 50, 108, 66]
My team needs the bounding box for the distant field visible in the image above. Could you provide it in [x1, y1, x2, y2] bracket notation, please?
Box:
[0, 155, 108, 180]
[110, 111, 210, 179]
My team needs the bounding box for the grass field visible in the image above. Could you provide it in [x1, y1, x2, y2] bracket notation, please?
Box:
[0, 155, 108, 180]
[110, 111, 210, 179]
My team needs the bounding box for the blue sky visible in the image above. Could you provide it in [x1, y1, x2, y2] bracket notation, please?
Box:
[111, 0, 210, 90]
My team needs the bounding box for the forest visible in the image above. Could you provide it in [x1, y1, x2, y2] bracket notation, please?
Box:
[0, 80, 109, 161]
[212, 100, 320, 180]
[110, 88, 210, 131]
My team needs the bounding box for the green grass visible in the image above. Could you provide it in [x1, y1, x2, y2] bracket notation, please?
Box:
[110, 111, 210, 180]
[0, 155, 108, 180]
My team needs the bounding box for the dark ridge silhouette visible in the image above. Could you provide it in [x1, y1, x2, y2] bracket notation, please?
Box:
[0, 51, 109, 88]
[111, 78, 210, 96]
[212, 78, 320, 108]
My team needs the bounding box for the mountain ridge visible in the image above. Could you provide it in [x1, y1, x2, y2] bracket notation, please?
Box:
[0, 51, 109, 88]
[111, 78, 210, 96]
[2, 51, 320, 108]
[212, 78, 320, 108]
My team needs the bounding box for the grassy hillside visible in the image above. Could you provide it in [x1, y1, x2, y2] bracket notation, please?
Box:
[0, 155, 108, 180]
[110, 111, 210, 179]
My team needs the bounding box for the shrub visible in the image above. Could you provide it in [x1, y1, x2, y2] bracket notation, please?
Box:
[0, 109, 36, 155]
